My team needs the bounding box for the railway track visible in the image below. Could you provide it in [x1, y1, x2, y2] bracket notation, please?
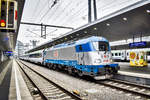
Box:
[18, 61, 43, 100]
[97, 78, 150, 99]
[16, 60, 82, 100]
[18, 60, 150, 99]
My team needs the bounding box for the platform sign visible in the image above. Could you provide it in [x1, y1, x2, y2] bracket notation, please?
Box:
[4, 51, 13, 56]
[129, 42, 146, 48]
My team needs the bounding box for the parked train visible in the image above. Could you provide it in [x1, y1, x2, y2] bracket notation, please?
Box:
[111, 48, 150, 61]
[20, 36, 120, 79]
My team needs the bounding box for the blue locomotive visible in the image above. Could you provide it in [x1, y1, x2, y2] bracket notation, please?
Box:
[43, 36, 119, 79]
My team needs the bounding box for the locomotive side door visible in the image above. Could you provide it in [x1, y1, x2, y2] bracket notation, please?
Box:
[78, 52, 84, 65]
[77, 45, 85, 65]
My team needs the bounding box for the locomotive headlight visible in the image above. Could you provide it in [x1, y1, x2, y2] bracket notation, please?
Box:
[110, 59, 113, 62]
[94, 59, 101, 63]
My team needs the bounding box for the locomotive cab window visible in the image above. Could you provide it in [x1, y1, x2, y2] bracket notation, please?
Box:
[147, 51, 150, 55]
[79, 45, 82, 51]
[93, 41, 109, 51]
[119, 53, 121, 56]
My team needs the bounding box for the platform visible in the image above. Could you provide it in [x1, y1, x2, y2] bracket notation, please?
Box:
[119, 62, 150, 75]
[113, 62, 150, 85]
[0, 60, 33, 100]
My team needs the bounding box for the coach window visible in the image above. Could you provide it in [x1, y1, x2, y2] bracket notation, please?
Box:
[38, 53, 42, 57]
[119, 53, 121, 56]
[112, 53, 114, 56]
[79, 45, 82, 51]
[147, 51, 150, 55]
[127, 52, 129, 56]
[115, 53, 118, 56]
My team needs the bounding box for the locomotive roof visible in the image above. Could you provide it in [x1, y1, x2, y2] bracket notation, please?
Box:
[50, 36, 108, 50]
[76, 36, 108, 45]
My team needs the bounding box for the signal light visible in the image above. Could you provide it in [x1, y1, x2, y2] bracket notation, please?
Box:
[0, 20, 6, 27]
[15, 10, 17, 20]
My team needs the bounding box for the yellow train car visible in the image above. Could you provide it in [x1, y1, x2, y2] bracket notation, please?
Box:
[129, 51, 148, 67]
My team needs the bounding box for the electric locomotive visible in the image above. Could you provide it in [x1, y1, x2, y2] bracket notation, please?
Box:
[44, 36, 119, 79]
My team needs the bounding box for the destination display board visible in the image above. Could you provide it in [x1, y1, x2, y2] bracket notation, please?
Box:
[129, 41, 147, 48]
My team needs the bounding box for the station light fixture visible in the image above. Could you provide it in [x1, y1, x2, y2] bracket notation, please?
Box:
[9, 34, 14, 37]
[84, 31, 87, 33]
[94, 27, 97, 30]
[65, 38, 67, 40]
[70, 36, 73, 38]
[106, 23, 110, 26]
[123, 17, 127, 21]
[76, 34, 79, 36]
[146, 9, 150, 13]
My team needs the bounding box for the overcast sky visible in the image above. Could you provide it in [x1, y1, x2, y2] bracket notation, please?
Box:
[18, 0, 143, 48]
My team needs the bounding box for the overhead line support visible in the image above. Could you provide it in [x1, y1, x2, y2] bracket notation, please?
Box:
[20, 22, 74, 30]
[21, 22, 74, 39]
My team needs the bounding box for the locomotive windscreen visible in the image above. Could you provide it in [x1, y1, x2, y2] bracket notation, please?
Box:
[93, 41, 109, 51]
[98, 42, 109, 51]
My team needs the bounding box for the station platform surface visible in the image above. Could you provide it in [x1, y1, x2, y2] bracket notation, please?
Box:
[118, 62, 150, 79]
[0, 59, 33, 100]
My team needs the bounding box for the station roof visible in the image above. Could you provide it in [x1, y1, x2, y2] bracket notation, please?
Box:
[0, 0, 25, 51]
[27, 0, 150, 53]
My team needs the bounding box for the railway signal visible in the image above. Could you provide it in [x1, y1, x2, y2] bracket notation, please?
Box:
[0, 0, 17, 31]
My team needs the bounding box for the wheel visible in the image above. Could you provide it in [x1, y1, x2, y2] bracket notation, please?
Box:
[48, 63, 52, 69]
[52, 64, 57, 70]
[113, 69, 118, 74]
[58, 64, 62, 70]
[45, 63, 48, 67]
[42, 62, 45, 66]
[78, 70, 83, 77]
[68, 67, 72, 74]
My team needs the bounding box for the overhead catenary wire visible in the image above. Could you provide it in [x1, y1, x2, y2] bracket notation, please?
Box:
[38, 0, 59, 23]
[53, 0, 87, 26]
[31, 0, 41, 18]
[33, 0, 52, 23]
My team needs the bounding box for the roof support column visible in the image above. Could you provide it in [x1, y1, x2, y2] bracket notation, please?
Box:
[93, 0, 97, 20]
[140, 33, 142, 42]
[88, 0, 92, 23]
